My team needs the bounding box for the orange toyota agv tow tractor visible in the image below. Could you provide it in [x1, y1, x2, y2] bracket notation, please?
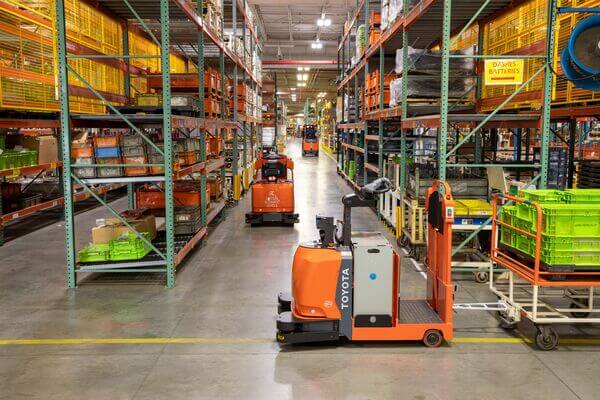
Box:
[246, 152, 299, 226]
[301, 124, 319, 157]
[277, 179, 455, 347]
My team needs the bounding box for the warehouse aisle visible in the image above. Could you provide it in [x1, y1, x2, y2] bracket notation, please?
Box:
[0, 138, 599, 400]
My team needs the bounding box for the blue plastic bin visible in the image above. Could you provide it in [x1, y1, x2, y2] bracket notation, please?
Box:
[94, 146, 121, 158]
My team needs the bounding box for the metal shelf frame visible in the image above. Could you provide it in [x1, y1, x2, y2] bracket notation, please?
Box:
[55, 0, 261, 287]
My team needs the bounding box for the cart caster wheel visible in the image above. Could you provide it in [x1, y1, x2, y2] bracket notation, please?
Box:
[497, 312, 517, 330]
[535, 326, 558, 351]
[569, 302, 590, 318]
[474, 272, 489, 284]
[413, 248, 424, 262]
[399, 236, 409, 248]
[423, 330, 443, 348]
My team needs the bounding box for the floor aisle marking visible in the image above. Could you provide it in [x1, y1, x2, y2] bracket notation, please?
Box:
[0, 338, 273, 345]
[1, 337, 600, 346]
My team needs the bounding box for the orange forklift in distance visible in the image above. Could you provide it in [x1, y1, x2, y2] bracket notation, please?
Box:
[246, 150, 299, 226]
[301, 124, 319, 156]
[277, 179, 455, 347]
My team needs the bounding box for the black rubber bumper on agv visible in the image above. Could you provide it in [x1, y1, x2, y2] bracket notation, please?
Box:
[246, 212, 299, 225]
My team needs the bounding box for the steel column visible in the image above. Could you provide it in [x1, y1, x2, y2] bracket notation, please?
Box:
[126, 24, 135, 216]
[400, 0, 409, 192]
[55, 0, 76, 288]
[538, 0, 558, 189]
[274, 72, 278, 143]
[125, 21, 135, 216]
[232, 0, 240, 199]
[123, 23, 131, 99]
[242, 9, 248, 170]
[378, 45, 384, 178]
[160, 0, 175, 287]
[567, 120, 576, 189]
[198, 0, 207, 227]
[363, 0, 369, 184]
[438, 0, 452, 182]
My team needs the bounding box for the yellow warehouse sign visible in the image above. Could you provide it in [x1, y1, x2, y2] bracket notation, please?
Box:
[484, 59, 524, 86]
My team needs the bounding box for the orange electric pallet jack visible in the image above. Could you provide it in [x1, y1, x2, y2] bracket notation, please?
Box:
[277, 179, 455, 347]
[301, 124, 319, 156]
[245, 151, 299, 226]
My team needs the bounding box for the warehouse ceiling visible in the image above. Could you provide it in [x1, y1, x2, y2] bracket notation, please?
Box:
[249, 0, 355, 113]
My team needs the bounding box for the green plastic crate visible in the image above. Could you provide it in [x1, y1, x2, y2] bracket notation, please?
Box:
[519, 189, 564, 203]
[348, 160, 356, 180]
[4, 152, 21, 170]
[109, 232, 152, 261]
[541, 236, 600, 253]
[78, 243, 110, 263]
[562, 189, 600, 204]
[513, 202, 600, 237]
[541, 204, 600, 237]
[499, 206, 517, 247]
[540, 250, 600, 267]
[510, 234, 600, 266]
[20, 150, 37, 167]
[516, 189, 563, 221]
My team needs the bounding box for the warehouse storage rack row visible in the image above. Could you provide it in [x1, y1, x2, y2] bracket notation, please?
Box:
[0, 0, 237, 244]
[336, 0, 600, 279]
[55, 0, 263, 287]
[0, 0, 193, 245]
[0, 119, 140, 247]
[336, 0, 600, 348]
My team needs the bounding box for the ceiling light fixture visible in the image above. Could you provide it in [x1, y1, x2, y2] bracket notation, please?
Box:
[317, 17, 331, 27]
[311, 40, 323, 50]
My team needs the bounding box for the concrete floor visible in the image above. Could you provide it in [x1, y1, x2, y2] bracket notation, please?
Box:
[0, 138, 599, 400]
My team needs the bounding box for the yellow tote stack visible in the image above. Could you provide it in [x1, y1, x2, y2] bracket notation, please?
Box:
[479, 0, 600, 111]
[0, 0, 189, 114]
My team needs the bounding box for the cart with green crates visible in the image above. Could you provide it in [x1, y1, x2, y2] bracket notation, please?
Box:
[499, 189, 600, 272]
[491, 189, 600, 352]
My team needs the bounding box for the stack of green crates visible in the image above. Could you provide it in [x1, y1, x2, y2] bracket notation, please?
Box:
[348, 160, 356, 180]
[500, 189, 600, 268]
[78, 232, 152, 263]
[0, 150, 38, 170]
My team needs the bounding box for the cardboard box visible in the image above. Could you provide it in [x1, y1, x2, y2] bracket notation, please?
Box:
[22, 136, 58, 164]
[93, 215, 157, 244]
